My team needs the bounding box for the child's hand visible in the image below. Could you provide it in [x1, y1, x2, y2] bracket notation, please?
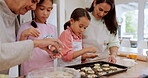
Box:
[20, 27, 40, 40]
[85, 46, 97, 53]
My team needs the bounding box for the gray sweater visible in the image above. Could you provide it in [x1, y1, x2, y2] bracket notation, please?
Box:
[0, 0, 34, 73]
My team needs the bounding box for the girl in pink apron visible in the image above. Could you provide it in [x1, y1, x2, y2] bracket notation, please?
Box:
[17, 0, 61, 76]
[58, 8, 98, 67]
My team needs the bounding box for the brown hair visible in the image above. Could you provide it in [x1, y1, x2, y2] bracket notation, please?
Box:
[64, 8, 91, 30]
[87, 0, 118, 35]
[31, 0, 53, 28]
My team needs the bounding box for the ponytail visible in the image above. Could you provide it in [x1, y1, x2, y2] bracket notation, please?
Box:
[64, 21, 71, 30]
[31, 20, 37, 28]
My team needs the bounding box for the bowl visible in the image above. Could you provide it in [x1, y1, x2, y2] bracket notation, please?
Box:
[26, 67, 80, 78]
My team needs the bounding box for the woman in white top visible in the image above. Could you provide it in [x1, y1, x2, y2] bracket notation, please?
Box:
[82, 0, 120, 63]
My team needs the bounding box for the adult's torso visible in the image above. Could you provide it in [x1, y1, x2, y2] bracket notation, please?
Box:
[82, 13, 110, 58]
[0, 0, 19, 43]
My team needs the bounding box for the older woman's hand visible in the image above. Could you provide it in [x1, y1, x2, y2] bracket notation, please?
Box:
[33, 38, 63, 56]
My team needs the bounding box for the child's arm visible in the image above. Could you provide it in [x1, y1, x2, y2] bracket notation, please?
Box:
[60, 30, 97, 61]
[61, 35, 97, 61]
[81, 53, 98, 60]
[72, 46, 97, 59]
[20, 27, 40, 40]
[59, 31, 74, 61]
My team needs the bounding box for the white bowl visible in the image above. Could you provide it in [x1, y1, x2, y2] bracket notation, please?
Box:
[26, 67, 80, 78]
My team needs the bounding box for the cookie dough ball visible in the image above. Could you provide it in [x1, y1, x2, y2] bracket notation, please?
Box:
[87, 70, 95, 74]
[96, 68, 103, 72]
[87, 74, 97, 78]
[94, 63, 100, 66]
[77, 69, 81, 72]
[102, 68, 110, 71]
[102, 64, 110, 67]
[97, 72, 107, 75]
[110, 66, 117, 70]
[108, 70, 115, 73]
[93, 65, 101, 69]
[80, 72, 86, 76]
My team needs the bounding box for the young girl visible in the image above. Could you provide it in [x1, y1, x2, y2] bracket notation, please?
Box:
[58, 8, 98, 67]
[17, 0, 61, 75]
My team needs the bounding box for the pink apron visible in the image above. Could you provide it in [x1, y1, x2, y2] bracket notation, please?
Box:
[21, 23, 57, 76]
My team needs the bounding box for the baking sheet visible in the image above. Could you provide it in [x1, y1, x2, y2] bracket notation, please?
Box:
[66, 61, 128, 78]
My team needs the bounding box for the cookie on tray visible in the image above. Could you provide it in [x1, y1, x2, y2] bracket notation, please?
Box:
[87, 74, 98, 78]
[87, 70, 95, 74]
[108, 70, 115, 73]
[102, 67, 110, 71]
[80, 72, 86, 76]
[94, 63, 100, 66]
[102, 64, 110, 67]
[93, 65, 101, 69]
[97, 71, 107, 76]
[95, 68, 103, 72]
[81, 67, 92, 72]
[110, 66, 118, 70]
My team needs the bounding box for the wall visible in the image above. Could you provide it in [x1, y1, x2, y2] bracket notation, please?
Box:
[54, 0, 65, 35]
[46, 4, 57, 26]
[64, 0, 136, 22]
[19, 11, 32, 24]
[115, 0, 148, 4]
[115, 0, 137, 4]
[65, 0, 86, 21]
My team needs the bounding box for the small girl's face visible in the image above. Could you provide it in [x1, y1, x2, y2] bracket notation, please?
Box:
[34, 0, 53, 23]
[70, 17, 90, 36]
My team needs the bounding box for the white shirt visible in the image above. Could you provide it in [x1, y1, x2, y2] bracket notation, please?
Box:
[82, 13, 120, 58]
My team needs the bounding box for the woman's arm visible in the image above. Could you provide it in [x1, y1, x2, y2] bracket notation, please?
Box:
[108, 46, 119, 63]
[109, 46, 118, 56]
[107, 34, 120, 63]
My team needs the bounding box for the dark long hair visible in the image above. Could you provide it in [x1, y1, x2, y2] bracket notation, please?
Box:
[64, 8, 91, 30]
[87, 0, 118, 35]
[31, 0, 53, 28]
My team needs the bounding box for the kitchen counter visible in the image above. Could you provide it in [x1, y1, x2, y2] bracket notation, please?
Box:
[89, 56, 148, 77]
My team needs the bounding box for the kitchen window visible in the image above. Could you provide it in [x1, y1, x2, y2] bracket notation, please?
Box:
[144, 2, 148, 41]
[116, 2, 138, 47]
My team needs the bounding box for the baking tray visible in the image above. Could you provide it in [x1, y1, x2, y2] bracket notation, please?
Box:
[66, 61, 128, 78]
